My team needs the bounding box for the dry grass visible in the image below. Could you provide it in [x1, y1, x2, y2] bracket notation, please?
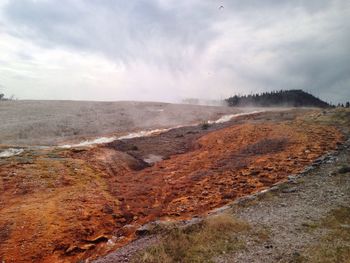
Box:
[132, 214, 250, 263]
[308, 108, 350, 129]
[301, 206, 350, 263]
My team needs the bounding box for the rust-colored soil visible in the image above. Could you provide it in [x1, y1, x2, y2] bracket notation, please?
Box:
[0, 112, 343, 263]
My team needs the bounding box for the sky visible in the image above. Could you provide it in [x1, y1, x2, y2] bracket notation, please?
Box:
[0, 0, 349, 104]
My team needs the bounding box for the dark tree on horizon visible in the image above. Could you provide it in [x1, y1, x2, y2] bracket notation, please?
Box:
[225, 90, 330, 108]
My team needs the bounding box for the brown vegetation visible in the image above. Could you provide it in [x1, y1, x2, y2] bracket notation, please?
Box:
[132, 214, 250, 263]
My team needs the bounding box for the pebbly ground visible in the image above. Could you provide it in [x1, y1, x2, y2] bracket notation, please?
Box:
[218, 138, 350, 262]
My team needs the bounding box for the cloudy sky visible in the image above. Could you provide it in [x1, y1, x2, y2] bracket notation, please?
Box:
[0, 0, 349, 103]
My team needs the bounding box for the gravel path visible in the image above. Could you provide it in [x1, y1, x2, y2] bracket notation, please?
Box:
[219, 138, 350, 262]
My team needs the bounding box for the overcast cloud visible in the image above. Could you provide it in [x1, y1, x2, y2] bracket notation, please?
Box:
[0, 0, 349, 103]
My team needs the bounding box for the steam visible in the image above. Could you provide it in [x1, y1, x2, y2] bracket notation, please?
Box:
[208, 111, 263, 124]
[60, 137, 118, 149]
[58, 110, 265, 149]
[0, 110, 266, 155]
[59, 128, 173, 148]
[0, 148, 24, 158]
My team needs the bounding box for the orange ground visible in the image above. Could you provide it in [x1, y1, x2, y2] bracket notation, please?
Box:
[0, 119, 343, 262]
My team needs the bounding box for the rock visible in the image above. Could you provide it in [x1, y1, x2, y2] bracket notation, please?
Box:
[292, 251, 302, 258]
[281, 187, 298, 193]
[71, 148, 87, 153]
[302, 167, 313, 174]
[65, 243, 95, 255]
[338, 166, 350, 174]
[136, 223, 155, 236]
[250, 170, 260, 176]
[83, 235, 109, 244]
[121, 224, 138, 235]
[288, 175, 296, 180]
[328, 171, 336, 176]
[269, 186, 280, 192]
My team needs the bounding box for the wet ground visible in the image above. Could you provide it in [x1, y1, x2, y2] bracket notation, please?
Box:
[0, 108, 345, 263]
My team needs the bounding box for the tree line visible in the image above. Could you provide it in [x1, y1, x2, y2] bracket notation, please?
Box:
[225, 90, 334, 108]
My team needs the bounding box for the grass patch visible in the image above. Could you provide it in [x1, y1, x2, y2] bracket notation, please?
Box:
[314, 108, 350, 128]
[301, 206, 350, 263]
[132, 214, 250, 263]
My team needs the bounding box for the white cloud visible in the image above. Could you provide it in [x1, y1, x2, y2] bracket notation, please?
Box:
[0, 0, 349, 103]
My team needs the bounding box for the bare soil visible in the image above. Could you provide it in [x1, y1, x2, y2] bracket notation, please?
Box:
[94, 109, 350, 263]
[0, 108, 347, 263]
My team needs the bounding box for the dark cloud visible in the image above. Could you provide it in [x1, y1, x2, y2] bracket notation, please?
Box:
[4, 0, 218, 68]
[1, 0, 350, 103]
[225, 0, 330, 12]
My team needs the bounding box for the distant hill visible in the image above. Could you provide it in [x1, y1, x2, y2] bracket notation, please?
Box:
[225, 90, 330, 108]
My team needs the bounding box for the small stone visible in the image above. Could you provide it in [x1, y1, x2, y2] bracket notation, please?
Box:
[288, 175, 296, 180]
[250, 170, 260, 176]
[292, 251, 301, 258]
[281, 187, 298, 193]
[338, 166, 350, 174]
[136, 223, 153, 236]
[264, 244, 273, 249]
